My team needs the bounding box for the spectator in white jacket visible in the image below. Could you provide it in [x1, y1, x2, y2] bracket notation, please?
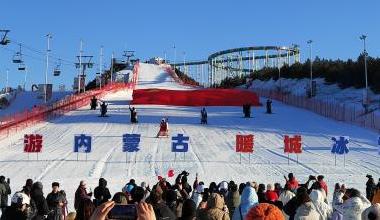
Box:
[310, 189, 332, 220]
[279, 184, 295, 220]
[334, 188, 371, 220]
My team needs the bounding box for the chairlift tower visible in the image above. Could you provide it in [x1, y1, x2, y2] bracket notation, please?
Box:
[123, 50, 135, 65]
[75, 55, 93, 93]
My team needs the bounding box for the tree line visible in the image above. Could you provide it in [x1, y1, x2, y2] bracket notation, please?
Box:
[217, 55, 380, 93]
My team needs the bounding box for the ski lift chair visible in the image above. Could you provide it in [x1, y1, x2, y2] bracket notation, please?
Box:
[12, 52, 22, 63]
[18, 63, 26, 71]
[53, 67, 61, 76]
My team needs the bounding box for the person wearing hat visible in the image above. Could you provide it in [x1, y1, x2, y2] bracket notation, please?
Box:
[1, 192, 30, 220]
[46, 182, 66, 220]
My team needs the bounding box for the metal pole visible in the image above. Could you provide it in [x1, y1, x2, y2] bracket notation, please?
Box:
[45, 34, 52, 103]
[183, 51, 186, 74]
[360, 35, 368, 108]
[174, 44, 177, 70]
[6, 69, 9, 92]
[100, 46, 103, 89]
[24, 66, 28, 91]
[111, 52, 114, 84]
[307, 40, 313, 97]
[78, 39, 83, 93]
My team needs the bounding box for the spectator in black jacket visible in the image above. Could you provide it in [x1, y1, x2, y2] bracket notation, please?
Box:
[31, 181, 49, 220]
[46, 182, 66, 220]
[0, 176, 11, 214]
[94, 178, 111, 207]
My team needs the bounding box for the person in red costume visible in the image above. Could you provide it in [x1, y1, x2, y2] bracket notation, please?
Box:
[156, 118, 169, 138]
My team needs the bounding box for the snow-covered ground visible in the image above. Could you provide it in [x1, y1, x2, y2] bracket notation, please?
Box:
[0, 64, 379, 212]
[0, 91, 72, 117]
[251, 78, 380, 111]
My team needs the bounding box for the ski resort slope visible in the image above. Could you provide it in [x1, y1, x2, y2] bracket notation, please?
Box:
[0, 63, 379, 211]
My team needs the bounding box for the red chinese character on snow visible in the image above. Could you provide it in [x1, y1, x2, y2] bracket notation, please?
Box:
[236, 135, 254, 153]
[284, 135, 302, 153]
[24, 134, 43, 153]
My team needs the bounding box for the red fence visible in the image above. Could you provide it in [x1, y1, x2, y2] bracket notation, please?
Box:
[0, 62, 140, 138]
[254, 89, 380, 131]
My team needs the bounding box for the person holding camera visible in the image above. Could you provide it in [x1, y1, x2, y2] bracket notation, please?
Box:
[46, 182, 66, 220]
[0, 176, 11, 215]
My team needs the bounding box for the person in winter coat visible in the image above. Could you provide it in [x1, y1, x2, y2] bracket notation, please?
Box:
[31, 181, 49, 220]
[318, 175, 328, 197]
[293, 188, 321, 220]
[46, 182, 66, 220]
[266, 184, 279, 202]
[90, 96, 98, 110]
[0, 176, 11, 214]
[191, 184, 204, 208]
[226, 183, 240, 219]
[334, 188, 371, 220]
[232, 183, 258, 220]
[205, 193, 230, 220]
[366, 175, 377, 202]
[266, 99, 272, 114]
[331, 183, 344, 220]
[129, 105, 138, 123]
[179, 199, 196, 220]
[93, 178, 111, 207]
[372, 185, 380, 204]
[156, 118, 169, 138]
[362, 203, 380, 220]
[74, 180, 92, 211]
[309, 189, 332, 220]
[201, 108, 208, 124]
[279, 184, 295, 220]
[75, 198, 95, 220]
[1, 192, 30, 220]
[285, 173, 299, 193]
[246, 203, 285, 220]
[257, 184, 267, 203]
[100, 102, 108, 117]
[284, 187, 308, 220]
[148, 184, 176, 220]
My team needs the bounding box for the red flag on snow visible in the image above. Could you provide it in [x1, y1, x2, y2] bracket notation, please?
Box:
[168, 169, 175, 178]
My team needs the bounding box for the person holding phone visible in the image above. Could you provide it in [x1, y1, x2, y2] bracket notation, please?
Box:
[89, 201, 157, 220]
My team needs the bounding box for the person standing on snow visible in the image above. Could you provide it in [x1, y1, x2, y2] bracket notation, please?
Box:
[156, 118, 169, 138]
[201, 108, 208, 124]
[100, 102, 108, 117]
[266, 99, 272, 114]
[129, 105, 138, 123]
[90, 96, 98, 110]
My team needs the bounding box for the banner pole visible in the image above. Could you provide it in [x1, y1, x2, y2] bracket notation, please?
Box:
[240, 153, 242, 164]
[288, 153, 290, 165]
[344, 154, 346, 167]
[183, 152, 185, 161]
[335, 154, 337, 166]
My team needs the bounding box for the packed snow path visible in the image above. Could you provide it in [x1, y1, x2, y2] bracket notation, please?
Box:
[0, 63, 379, 211]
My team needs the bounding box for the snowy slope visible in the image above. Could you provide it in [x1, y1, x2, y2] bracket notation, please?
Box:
[0, 64, 379, 212]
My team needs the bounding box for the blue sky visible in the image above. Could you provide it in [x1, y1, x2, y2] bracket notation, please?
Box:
[0, 0, 379, 89]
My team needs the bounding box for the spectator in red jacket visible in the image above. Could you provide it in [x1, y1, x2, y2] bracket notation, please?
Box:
[318, 175, 328, 196]
[265, 184, 279, 202]
[285, 173, 299, 192]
